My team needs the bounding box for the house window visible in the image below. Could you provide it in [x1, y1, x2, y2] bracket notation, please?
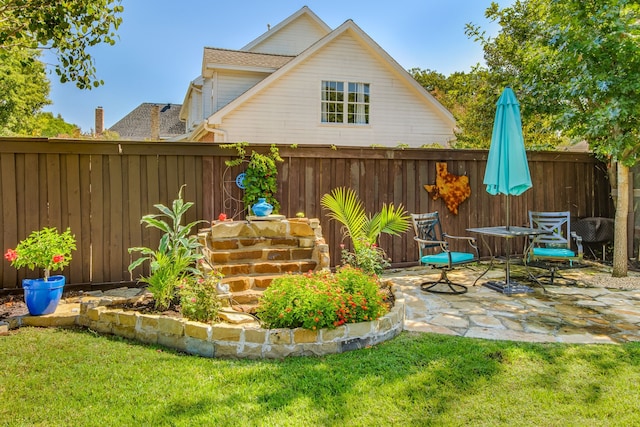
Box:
[321, 81, 369, 124]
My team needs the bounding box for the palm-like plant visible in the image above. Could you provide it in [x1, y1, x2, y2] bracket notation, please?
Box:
[320, 187, 410, 253]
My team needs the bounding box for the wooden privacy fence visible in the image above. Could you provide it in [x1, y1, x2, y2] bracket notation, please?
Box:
[0, 138, 613, 291]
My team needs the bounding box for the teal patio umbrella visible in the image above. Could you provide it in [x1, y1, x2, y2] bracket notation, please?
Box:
[484, 86, 532, 229]
[483, 87, 532, 293]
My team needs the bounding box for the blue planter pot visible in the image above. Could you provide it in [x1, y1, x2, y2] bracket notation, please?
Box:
[22, 275, 66, 316]
[252, 198, 274, 217]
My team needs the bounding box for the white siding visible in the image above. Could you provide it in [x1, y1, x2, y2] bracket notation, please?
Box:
[217, 31, 454, 148]
[214, 72, 270, 112]
[247, 14, 327, 55]
[187, 90, 202, 131]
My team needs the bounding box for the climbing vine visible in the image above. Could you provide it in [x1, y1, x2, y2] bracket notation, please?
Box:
[222, 142, 283, 214]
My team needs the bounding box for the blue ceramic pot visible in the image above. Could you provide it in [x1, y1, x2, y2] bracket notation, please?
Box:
[252, 198, 273, 217]
[22, 275, 65, 315]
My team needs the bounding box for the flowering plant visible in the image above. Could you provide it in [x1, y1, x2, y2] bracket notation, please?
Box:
[257, 266, 387, 330]
[4, 227, 76, 280]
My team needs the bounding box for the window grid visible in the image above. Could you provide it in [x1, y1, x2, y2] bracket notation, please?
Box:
[321, 81, 369, 124]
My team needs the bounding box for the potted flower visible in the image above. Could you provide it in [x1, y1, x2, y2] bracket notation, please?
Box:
[4, 227, 76, 315]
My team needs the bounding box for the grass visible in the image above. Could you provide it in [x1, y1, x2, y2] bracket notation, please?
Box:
[1, 328, 639, 426]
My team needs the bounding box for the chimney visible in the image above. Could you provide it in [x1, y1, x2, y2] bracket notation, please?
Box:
[150, 104, 160, 140]
[95, 106, 104, 136]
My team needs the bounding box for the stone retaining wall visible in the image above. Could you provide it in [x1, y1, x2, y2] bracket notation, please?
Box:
[3, 286, 405, 359]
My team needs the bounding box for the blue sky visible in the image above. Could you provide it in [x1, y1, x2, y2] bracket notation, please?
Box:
[43, 0, 512, 133]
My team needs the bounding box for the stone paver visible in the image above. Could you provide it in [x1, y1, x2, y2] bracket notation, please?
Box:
[384, 265, 640, 344]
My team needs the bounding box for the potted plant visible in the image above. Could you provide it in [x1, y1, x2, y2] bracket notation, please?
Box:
[4, 227, 76, 315]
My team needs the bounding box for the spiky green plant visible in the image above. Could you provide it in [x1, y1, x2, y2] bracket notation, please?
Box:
[321, 187, 410, 272]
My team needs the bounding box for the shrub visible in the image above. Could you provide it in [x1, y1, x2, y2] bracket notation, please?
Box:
[258, 270, 342, 330]
[178, 271, 222, 323]
[334, 266, 388, 324]
[340, 238, 390, 276]
[257, 267, 388, 330]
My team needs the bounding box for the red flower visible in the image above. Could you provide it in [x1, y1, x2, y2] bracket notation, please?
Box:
[4, 249, 17, 262]
[218, 213, 227, 221]
[52, 254, 64, 263]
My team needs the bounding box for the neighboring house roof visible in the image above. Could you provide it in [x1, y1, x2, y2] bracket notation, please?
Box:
[109, 103, 185, 140]
[205, 20, 455, 128]
[202, 48, 294, 75]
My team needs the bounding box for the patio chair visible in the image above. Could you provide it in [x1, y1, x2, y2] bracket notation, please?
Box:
[526, 211, 584, 285]
[411, 212, 479, 294]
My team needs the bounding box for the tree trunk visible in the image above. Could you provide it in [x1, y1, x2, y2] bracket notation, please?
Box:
[613, 164, 629, 277]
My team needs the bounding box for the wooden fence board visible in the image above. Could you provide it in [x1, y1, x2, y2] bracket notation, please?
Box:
[0, 139, 615, 290]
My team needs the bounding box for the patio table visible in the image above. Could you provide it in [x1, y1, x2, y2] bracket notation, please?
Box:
[467, 226, 550, 295]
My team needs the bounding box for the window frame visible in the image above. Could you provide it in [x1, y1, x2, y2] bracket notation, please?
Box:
[321, 80, 370, 125]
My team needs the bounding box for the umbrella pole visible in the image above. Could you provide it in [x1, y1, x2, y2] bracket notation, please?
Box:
[505, 194, 510, 287]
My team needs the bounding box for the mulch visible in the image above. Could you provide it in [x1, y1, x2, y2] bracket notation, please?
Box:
[0, 294, 28, 320]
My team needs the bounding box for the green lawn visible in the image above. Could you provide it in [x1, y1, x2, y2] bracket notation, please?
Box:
[1, 327, 639, 426]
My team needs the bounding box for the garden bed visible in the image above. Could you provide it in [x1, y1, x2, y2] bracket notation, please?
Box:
[2, 282, 405, 359]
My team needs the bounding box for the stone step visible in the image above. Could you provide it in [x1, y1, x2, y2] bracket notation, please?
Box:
[231, 303, 260, 315]
[207, 237, 313, 251]
[229, 288, 265, 305]
[221, 275, 280, 292]
[208, 247, 314, 264]
[215, 260, 318, 277]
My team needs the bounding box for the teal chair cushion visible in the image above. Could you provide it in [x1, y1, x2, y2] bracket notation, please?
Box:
[421, 252, 475, 266]
[532, 247, 575, 258]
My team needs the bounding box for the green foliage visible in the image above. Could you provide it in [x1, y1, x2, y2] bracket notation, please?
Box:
[466, 0, 640, 161]
[32, 112, 79, 137]
[0, 48, 50, 135]
[128, 185, 207, 310]
[334, 265, 388, 323]
[340, 238, 390, 276]
[4, 227, 76, 280]
[0, 0, 124, 90]
[257, 266, 387, 330]
[409, 66, 566, 150]
[140, 250, 193, 311]
[321, 187, 410, 272]
[258, 270, 341, 330]
[178, 272, 223, 323]
[4, 328, 640, 425]
[223, 142, 283, 215]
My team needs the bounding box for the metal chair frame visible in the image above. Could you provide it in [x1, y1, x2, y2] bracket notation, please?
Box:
[527, 211, 584, 285]
[411, 212, 479, 295]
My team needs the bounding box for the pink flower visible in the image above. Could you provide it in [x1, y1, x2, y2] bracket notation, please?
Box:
[4, 249, 17, 262]
[190, 297, 196, 303]
[52, 254, 65, 263]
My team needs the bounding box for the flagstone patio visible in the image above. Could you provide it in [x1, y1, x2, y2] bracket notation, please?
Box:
[384, 261, 640, 343]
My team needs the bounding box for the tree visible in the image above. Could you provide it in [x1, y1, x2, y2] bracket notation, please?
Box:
[469, 0, 640, 276]
[0, 48, 50, 135]
[409, 66, 565, 149]
[32, 112, 80, 137]
[0, 0, 124, 89]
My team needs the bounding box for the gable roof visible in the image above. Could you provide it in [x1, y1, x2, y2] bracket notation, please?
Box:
[109, 103, 185, 140]
[202, 48, 294, 75]
[241, 6, 331, 53]
[206, 20, 455, 128]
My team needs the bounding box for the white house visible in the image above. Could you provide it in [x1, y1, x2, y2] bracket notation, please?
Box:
[177, 6, 456, 148]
